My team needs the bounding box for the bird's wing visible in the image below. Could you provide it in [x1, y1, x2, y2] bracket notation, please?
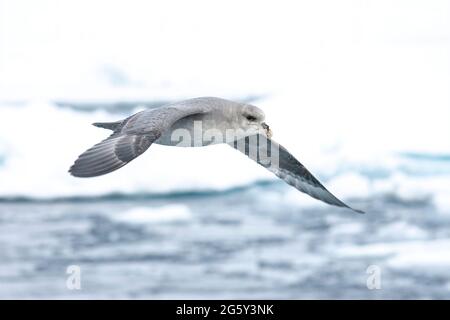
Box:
[229, 134, 364, 214]
[69, 106, 208, 178]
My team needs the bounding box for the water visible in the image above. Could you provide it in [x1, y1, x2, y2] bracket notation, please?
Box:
[1, 181, 449, 299]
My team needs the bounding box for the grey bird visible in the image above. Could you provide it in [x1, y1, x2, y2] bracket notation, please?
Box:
[69, 97, 364, 213]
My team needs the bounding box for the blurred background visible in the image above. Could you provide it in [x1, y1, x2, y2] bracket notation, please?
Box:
[0, 0, 450, 299]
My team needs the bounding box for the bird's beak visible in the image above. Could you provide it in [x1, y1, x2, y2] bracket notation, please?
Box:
[262, 122, 272, 138]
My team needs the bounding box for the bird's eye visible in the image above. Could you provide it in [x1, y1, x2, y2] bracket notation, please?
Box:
[245, 115, 257, 121]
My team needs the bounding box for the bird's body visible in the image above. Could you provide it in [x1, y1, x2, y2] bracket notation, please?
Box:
[70, 97, 363, 213]
[153, 97, 252, 147]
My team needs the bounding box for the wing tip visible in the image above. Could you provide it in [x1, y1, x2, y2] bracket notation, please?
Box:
[68, 159, 125, 178]
[351, 207, 365, 214]
[68, 167, 95, 178]
[68, 165, 96, 178]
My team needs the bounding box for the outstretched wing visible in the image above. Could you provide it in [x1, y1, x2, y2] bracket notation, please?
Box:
[230, 134, 364, 214]
[69, 104, 208, 178]
[69, 132, 159, 177]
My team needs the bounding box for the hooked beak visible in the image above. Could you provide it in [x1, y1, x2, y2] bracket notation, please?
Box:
[262, 122, 272, 138]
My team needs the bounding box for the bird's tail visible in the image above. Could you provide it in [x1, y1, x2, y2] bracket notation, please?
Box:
[92, 121, 122, 131]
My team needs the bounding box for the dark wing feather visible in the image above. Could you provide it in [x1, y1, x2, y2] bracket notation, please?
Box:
[230, 134, 364, 214]
[69, 132, 159, 178]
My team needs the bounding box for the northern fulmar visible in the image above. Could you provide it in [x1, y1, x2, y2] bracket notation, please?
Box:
[69, 97, 363, 213]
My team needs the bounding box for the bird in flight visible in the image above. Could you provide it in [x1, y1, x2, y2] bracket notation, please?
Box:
[69, 97, 363, 213]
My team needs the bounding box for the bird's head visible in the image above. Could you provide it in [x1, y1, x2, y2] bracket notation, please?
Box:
[238, 104, 272, 138]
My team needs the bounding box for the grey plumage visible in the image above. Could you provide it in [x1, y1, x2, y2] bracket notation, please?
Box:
[92, 121, 122, 131]
[69, 97, 363, 213]
[231, 134, 364, 214]
[70, 101, 208, 177]
[69, 133, 156, 177]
